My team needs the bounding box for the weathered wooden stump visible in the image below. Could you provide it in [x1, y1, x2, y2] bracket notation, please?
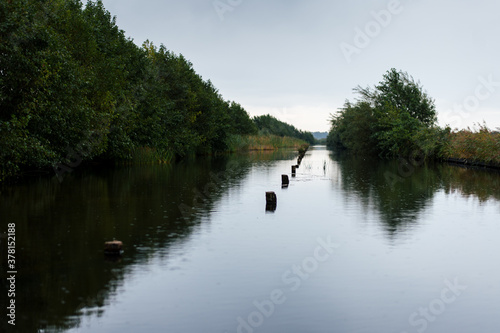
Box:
[266, 203, 277, 212]
[104, 240, 123, 255]
[266, 191, 277, 204]
[265, 191, 277, 211]
[282, 174, 289, 187]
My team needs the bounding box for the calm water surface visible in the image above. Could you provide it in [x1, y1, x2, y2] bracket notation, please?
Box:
[1, 146, 500, 333]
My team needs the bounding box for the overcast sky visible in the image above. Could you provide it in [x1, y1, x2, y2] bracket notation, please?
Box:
[101, 0, 500, 132]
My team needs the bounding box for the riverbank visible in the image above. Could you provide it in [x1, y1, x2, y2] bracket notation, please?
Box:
[129, 135, 309, 164]
[226, 134, 309, 152]
[0, 135, 309, 184]
[444, 126, 500, 170]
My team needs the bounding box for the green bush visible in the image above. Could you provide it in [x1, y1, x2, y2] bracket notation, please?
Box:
[328, 69, 441, 160]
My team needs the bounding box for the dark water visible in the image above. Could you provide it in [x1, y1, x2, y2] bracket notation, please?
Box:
[1, 146, 500, 333]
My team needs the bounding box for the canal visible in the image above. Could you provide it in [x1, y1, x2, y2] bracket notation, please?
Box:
[1, 146, 499, 333]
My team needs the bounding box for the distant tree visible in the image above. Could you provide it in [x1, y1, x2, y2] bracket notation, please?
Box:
[227, 102, 258, 135]
[253, 115, 315, 144]
[327, 101, 377, 155]
[355, 68, 437, 126]
[328, 69, 443, 158]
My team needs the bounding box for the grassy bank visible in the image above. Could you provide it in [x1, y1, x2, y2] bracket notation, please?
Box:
[226, 134, 309, 152]
[444, 125, 500, 167]
[125, 135, 309, 164]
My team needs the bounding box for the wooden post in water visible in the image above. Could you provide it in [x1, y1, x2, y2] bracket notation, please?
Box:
[297, 146, 307, 165]
[266, 191, 277, 204]
[265, 191, 277, 211]
[104, 240, 123, 255]
[282, 174, 289, 187]
[291, 165, 297, 175]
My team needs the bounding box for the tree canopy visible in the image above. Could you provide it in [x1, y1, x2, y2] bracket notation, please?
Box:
[253, 114, 315, 144]
[328, 69, 446, 158]
[0, 0, 260, 181]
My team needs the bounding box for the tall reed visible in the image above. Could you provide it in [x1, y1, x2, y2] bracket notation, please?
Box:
[445, 124, 500, 165]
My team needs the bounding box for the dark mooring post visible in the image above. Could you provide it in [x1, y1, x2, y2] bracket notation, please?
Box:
[281, 175, 290, 188]
[282, 174, 289, 187]
[291, 165, 297, 175]
[297, 147, 307, 166]
[266, 191, 277, 204]
[265, 191, 277, 211]
[104, 240, 123, 255]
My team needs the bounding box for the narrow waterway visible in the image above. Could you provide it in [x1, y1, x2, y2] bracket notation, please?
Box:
[1, 146, 499, 333]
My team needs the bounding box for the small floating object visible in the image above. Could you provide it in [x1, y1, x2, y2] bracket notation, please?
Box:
[281, 174, 289, 187]
[104, 240, 123, 255]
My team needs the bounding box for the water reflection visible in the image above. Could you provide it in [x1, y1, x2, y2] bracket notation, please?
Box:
[0, 149, 296, 333]
[330, 152, 500, 237]
[1, 147, 499, 332]
[438, 163, 500, 202]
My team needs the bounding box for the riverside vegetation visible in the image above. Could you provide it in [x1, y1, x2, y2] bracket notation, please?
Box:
[327, 68, 500, 168]
[0, 0, 311, 182]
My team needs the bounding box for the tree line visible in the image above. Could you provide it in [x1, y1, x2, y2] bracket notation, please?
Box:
[253, 114, 315, 145]
[0, 0, 313, 181]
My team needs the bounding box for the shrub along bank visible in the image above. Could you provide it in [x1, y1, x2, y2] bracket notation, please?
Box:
[327, 68, 499, 169]
[444, 125, 500, 167]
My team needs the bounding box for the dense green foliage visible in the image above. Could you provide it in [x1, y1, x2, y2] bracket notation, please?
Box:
[253, 114, 315, 144]
[328, 69, 448, 159]
[0, 0, 260, 181]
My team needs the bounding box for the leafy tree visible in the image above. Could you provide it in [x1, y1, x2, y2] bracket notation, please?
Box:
[253, 114, 315, 144]
[228, 102, 258, 135]
[355, 68, 437, 126]
[328, 69, 442, 159]
[193, 79, 231, 154]
[134, 43, 202, 157]
[327, 101, 377, 155]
